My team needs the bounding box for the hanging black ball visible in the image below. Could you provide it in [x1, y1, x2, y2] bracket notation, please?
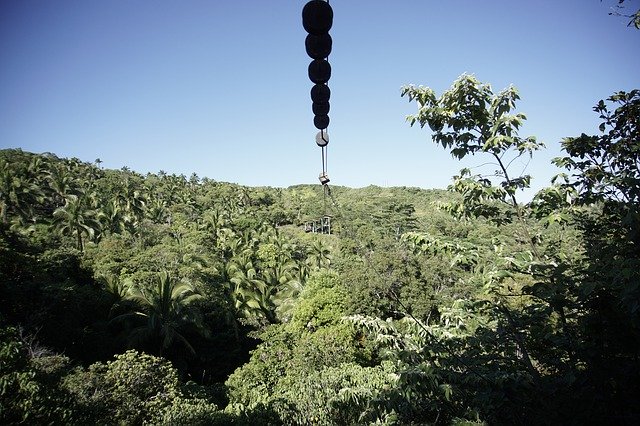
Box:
[314, 114, 330, 130]
[308, 59, 331, 84]
[312, 101, 330, 115]
[311, 83, 330, 103]
[302, 0, 333, 35]
[305, 33, 332, 59]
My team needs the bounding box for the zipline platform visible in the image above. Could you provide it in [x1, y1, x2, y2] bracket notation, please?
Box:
[303, 215, 332, 234]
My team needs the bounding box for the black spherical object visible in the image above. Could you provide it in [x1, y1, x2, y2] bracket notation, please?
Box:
[314, 114, 330, 130]
[305, 33, 332, 59]
[311, 83, 330, 103]
[308, 59, 331, 84]
[312, 101, 330, 115]
[302, 0, 333, 35]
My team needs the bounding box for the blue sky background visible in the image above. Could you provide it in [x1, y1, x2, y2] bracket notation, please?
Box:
[1, 0, 638, 198]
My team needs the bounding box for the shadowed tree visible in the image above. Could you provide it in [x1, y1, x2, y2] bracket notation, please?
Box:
[115, 271, 206, 356]
[400, 74, 640, 423]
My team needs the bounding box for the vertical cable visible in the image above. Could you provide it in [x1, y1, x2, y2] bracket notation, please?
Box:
[325, 142, 328, 174]
[323, 183, 327, 217]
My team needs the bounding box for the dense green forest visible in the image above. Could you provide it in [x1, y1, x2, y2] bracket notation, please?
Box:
[1, 78, 639, 425]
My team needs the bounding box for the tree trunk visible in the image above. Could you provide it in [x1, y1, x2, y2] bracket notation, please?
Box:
[76, 227, 84, 252]
[0, 200, 7, 224]
[500, 305, 541, 383]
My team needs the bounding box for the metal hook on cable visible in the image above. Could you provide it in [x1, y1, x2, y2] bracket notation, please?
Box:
[316, 130, 330, 185]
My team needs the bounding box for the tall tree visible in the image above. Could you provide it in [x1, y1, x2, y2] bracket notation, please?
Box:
[47, 162, 81, 208]
[401, 75, 640, 423]
[400, 75, 577, 421]
[115, 271, 206, 356]
[52, 193, 101, 252]
[555, 90, 640, 208]
[554, 90, 640, 401]
[0, 157, 44, 226]
[306, 239, 332, 271]
[402, 73, 543, 224]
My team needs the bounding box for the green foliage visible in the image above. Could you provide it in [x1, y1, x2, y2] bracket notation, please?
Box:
[63, 350, 181, 424]
[348, 313, 475, 424]
[226, 271, 381, 422]
[401, 76, 640, 423]
[402, 74, 542, 159]
[0, 227, 114, 363]
[552, 90, 640, 318]
[555, 90, 639, 208]
[0, 150, 45, 227]
[0, 326, 74, 424]
[402, 74, 544, 223]
[52, 193, 101, 252]
[159, 397, 231, 425]
[112, 270, 207, 356]
[288, 271, 347, 333]
[226, 324, 386, 424]
[225, 325, 294, 410]
[277, 362, 397, 425]
[289, 321, 369, 371]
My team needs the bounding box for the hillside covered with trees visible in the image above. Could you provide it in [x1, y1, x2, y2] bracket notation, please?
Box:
[1, 79, 639, 424]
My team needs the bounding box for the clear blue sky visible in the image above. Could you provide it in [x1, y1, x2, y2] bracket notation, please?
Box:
[1, 0, 638, 197]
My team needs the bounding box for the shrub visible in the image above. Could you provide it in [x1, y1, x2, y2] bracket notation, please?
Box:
[0, 326, 73, 424]
[63, 350, 181, 425]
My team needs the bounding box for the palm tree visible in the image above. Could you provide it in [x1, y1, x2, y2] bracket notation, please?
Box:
[52, 193, 101, 251]
[27, 155, 50, 186]
[228, 257, 264, 319]
[100, 199, 126, 235]
[199, 209, 227, 247]
[0, 158, 44, 226]
[272, 261, 307, 322]
[0, 160, 20, 224]
[47, 162, 80, 208]
[98, 273, 132, 318]
[145, 197, 169, 224]
[115, 271, 206, 356]
[227, 254, 273, 323]
[115, 175, 147, 232]
[99, 273, 131, 300]
[307, 238, 332, 270]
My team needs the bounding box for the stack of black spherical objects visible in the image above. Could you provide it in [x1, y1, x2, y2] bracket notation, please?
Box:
[303, 0, 333, 131]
